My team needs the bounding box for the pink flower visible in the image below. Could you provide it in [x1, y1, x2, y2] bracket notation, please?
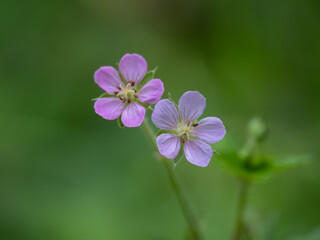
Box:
[94, 54, 164, 127]
[151, 91, 226, 167]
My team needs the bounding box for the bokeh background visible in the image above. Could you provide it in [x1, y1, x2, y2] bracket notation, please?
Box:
[1, 0, 320, 239]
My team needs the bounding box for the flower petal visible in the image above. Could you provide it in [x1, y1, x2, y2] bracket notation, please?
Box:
[138, 79, 164, 104]
[178, 91, 206, 123]
[184, 139, 213, 167]
[151, 99, 179, 130]
[119, 53, 147, 86]
[156, 134, 181, 159]
[192, 117, 226, 144]
[121, 102, 146, 127]
[94, 97, 125, 120]
[94, 66, 124, 94]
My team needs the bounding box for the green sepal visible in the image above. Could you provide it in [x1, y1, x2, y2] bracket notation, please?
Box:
[139, 102, 151, 109]
[192, 119, 199, 124]
[136, 67, 158, 90]
[91, 93, 113, 101]
[156, 129, 179, 137]
[173, 143, 184, 168]
[156, 129, 167, 137]
[118, 70, 126, 84]
[137, 102, 154, 111]
[156, 129, 176, 136]
[117, 117, 125, 129]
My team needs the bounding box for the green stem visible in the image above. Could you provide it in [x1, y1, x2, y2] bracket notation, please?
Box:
[142, 120, 202, 240]
[232, 178, 250, 240]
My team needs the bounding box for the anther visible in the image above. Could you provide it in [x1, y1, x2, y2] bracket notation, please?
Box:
[192, 123, 198, 127]
[119, 96, 123, 100]
[131, 82, 135, 87]
[133, 89, 137, 93]
[187, 120, 191, 126]
[134, 94, 139, 98]
[114, 91, 119, 95]
[181, 137, 185, 143]
[122, 98, 126, 103]
[128, 98, 131, 103]
[117, 86, 122, 90]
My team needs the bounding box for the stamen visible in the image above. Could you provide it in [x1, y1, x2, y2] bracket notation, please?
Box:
[117, 86, 122, 90]
[130, 82, 135, 87]
[122, 98, 126, 103]
[134, 94, 138, 98]
[187, 120, 191, 126]
[181, 137, 185, 143]
[128, 98, 131, 103]
[114, 91, 119, 95]
[133, 89, 137, 93]
[192, 123, 198, 127]
[119, 96, 123, 100]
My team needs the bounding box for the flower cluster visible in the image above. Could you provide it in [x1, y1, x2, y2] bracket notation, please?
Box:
[94, 54, 164, 127]
[93, 54, 226, 167]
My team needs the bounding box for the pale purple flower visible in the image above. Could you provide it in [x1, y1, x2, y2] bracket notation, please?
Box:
[151, 91, 226, 167]
[94, 54, 164, 127]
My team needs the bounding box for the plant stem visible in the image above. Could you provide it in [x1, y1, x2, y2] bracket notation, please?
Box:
[141, 120, 202, 240]
[232, 178, 250, 240]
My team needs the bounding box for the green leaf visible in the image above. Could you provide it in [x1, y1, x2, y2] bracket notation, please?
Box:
[216, 152, 274, 182]
[216, 151, 312, 182]
[117, 117, 125, 129]
[271, 154, 312, 172]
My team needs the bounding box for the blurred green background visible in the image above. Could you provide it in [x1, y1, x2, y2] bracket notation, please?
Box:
[1, 0, 320, 239]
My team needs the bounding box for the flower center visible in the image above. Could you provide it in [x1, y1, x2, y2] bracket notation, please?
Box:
[114, 82, 138, 103]
[177, 121, 193, 139]
[175, 121, 199, 143]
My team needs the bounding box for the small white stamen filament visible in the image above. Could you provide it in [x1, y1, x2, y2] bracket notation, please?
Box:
[116, 83, 136, 103]
[177, 122, 194, 140]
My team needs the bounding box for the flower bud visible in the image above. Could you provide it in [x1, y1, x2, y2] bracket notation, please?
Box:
[248, 118, 268, 143]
